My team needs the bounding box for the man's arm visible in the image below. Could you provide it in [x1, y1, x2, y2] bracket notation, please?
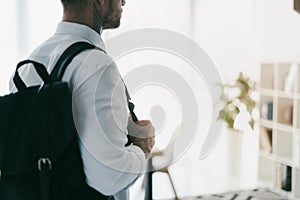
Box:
[71, 52, 148, 195]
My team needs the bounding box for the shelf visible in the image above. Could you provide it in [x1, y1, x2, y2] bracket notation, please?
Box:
[260, 89, 300, 99]
[275, 90, 298, 99]
[259, 123, 300, 137]
[259, 119, 273, 129]
[259, 120, 293, 133]
[275, 123, 293, 133]
[268, 187, 295, 200]
[259, 62, 300, 199]
[259, 150, 274, 159]
[259, 150, 299, 170]
[259, 88, 274, 96]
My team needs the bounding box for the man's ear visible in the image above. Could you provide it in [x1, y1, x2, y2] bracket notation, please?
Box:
[97, 0, 105, 6]
[96, 0, 108, 10]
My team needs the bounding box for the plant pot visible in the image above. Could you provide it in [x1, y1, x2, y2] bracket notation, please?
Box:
[226, 129, 244, 177]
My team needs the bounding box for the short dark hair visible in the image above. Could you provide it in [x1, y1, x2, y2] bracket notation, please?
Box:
[61, 0, 84, 7]
[61, 0, 71, 6]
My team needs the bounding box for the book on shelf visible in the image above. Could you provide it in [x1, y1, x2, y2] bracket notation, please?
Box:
[261, 101, 273, 120]
[284, 63, 297, 93]
[276, 162, 292, 192]
[276, 162, 282, 189]
[283, 105, 293, 125]
[281, 165, 292, 192]
[259, 128, 272, 153]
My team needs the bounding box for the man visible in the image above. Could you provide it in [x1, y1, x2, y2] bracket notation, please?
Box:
[10, 0, 155, 199]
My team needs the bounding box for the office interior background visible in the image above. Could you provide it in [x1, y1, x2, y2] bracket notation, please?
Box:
[1, 0, 300, 199]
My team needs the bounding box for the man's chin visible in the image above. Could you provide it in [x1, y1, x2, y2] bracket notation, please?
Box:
[103, 22, 121, 30]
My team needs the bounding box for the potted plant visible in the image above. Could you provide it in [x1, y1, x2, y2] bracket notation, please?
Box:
[218, 72, 259, 176]
[218, 72, 258, 132]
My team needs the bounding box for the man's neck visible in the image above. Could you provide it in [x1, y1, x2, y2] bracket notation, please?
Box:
[62, 12, 102, 35]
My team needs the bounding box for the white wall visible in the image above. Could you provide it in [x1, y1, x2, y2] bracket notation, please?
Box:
[192, 0, 260, 82]
[104, 0, 192, 38]
[0, 1, 18, 95]
[124, 0, 261, 198]
[23, 0, 62, 59]
[104, 0, 202, 152]
[169, 0, 260, 198]
[256, 0, 300, 62]
[0, 0, 61, 95]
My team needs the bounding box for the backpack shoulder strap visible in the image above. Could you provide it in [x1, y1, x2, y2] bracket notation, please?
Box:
[50, 41, 106, 81]
[50, 41, 139, 121]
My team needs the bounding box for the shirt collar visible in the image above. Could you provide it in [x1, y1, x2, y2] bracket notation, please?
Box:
[55, 21, 106, 51]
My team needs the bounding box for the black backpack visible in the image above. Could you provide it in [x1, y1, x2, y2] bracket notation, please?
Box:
[0, 42, 111, 200]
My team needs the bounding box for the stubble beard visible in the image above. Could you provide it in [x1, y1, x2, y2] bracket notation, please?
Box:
[92, 1, 121, 33]
[102, 1, 121, 29]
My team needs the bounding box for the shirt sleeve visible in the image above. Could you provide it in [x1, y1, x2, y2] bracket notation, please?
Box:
[69, 50, 146, 195]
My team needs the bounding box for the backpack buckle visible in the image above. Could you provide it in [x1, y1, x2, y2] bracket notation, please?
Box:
[38, 158, 52, 171]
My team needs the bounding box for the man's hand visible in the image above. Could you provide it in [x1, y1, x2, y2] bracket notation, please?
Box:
[127, 116, 155, 159]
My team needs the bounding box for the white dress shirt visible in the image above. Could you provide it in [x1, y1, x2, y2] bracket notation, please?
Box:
[9, 22, 146, 199]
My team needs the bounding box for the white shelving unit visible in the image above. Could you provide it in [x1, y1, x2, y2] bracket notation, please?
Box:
[259, 63, 300, 199]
